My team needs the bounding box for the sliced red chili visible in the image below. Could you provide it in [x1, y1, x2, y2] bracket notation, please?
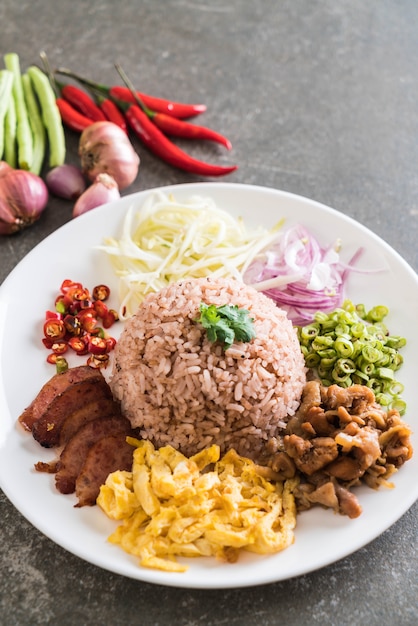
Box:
[45, 310, 63, 321]
[42, 337, 54, 350]
[46, 354, 69, 373]
[43, 278, 118, 369]
[71, 287, 91, 301]
[88, 335, 108, 355]
[43, 319, 66, 340]
[55, 294, 72, 313]
[78, 311, 97, 333]
[87, 353, 110, 368]
[68, 336, 89, 355]
[63, 314, 82, 336]
[105, 337, 117, 351]
[92, 284, 111, 301]
[60, 279, 82, 294]
[102, 309, 118, 329]
[51, 341, 68, 355]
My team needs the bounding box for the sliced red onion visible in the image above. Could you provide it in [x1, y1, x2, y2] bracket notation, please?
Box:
[244, 223, 363, 324]
[46, 164, 87, 200]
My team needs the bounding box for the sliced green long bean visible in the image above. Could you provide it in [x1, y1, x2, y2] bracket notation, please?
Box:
[0, 69, 14, 160]
[4, 53, 33, 170]
[297, 299, 407, 414]
[27, 65, 65, 167]
[3, 92, 17, 168]
[22, 73, 46, 175]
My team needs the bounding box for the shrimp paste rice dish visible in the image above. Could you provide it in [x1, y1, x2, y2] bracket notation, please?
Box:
[110, 277, 307, 461]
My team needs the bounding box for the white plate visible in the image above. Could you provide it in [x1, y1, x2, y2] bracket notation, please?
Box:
[0, 182, 417, 589]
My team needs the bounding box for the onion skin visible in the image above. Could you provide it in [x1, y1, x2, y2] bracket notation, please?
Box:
[46, 164, 87, 200]
[0, 162, 49, 235]
[72, 172, 121, 218]
[78, 121, 140, 190]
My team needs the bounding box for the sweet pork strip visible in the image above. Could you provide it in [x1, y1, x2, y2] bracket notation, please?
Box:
[19, 365, 105, 431]
[55, 414, 133, 494]
[58, 396, 122, 446]
[32, 375, 114, 447]
[75, 434, 135, 507]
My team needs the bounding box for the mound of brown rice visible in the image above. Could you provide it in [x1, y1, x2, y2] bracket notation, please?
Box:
[110, 277, 306, 461]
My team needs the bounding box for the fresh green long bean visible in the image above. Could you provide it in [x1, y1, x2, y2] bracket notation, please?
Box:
[27, 65, 65, 167]
[4, 53, 33, 170]
[22, 73, 46, 175]
[3, 92, 17, 168]
[0, 69, 14, 160]
[297, 300, 407, 414]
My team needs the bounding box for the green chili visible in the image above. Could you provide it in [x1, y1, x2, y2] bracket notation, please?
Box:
[4, 52, 33, 170]
[27, 65, 66, 167]
[22, 73, 46, 176]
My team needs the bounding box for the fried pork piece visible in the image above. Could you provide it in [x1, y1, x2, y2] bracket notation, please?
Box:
[75, 434, 134, 507]
[29, 368, 117, 448]
[19, 366, 105, 431]
[23, 365, 139, 507]
[269, 380, 413, 518]
[54, 414, 133, 495]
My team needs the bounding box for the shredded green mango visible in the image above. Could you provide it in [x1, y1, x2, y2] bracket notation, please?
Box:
[99, 192, 281, 319]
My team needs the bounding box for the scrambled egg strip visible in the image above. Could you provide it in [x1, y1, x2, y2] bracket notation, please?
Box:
[97, 438, 298, 572]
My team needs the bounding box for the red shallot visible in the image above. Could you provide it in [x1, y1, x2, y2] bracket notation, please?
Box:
[0, 161, 49, 235]
[72, 172, 120, 218]
[46, 164, 86, 200]
[78, 121, 139, 190]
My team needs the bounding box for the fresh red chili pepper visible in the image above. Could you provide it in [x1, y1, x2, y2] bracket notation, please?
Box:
[56, 98, 94, 133]
[98, 97, 128, 133]
[56, 68, 207, 118]
[145, 111, 232, 150]
[125, 104, 237, 177]
[109, 85, 206, 119]
[60, 84, 107, 122]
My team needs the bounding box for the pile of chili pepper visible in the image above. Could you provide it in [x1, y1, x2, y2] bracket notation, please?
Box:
[53, 65, 237, 178]
[42, 279, 119, 373]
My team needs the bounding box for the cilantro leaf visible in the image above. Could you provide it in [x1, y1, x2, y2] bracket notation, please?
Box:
[196, 303, 256, 350]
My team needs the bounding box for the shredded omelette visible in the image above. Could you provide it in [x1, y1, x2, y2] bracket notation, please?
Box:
[97, 438, 298, 572]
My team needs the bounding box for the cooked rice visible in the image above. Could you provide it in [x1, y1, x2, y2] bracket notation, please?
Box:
[110, 277, 307, 461]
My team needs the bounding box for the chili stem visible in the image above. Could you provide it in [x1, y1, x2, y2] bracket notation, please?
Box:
[0, 69, 14, 160]
[114, 63, 151, 113]
[4, 52, 33, 170]
[27, 65, 66, 168]
[3, 92, 17, 168]
[21, 73, 46, 175]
